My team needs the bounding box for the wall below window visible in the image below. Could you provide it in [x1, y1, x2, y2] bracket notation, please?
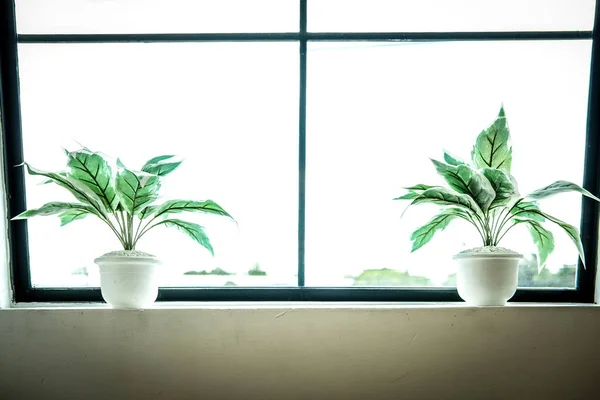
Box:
[0, 305, 599, 400]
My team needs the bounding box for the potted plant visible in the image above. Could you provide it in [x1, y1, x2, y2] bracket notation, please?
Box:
[13, 148, 234, 309]
[394, 106, 600, 306]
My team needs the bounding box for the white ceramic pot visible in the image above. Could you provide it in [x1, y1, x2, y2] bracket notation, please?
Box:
[453, 248, 523, 306]
[94, 250, 161, 309]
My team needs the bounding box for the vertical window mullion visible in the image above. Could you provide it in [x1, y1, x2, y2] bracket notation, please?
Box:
[0, 0, 31, 302]
[297, 0, 307, 287]
[578, 0, 600, 302]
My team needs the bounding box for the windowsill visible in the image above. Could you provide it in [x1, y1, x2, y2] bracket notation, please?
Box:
[5, 301, 598, 310]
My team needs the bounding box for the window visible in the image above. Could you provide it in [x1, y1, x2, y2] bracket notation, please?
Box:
[1, 0, 599, 302]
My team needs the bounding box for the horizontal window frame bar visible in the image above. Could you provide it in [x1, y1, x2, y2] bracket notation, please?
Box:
[16, 31, 592, 44]
[16, 287, 586, 303]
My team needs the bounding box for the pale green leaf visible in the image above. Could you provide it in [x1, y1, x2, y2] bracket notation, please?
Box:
[516, 219, 555, 271]
[471, 106, 512, 172]
[527, 180, 600, 202]
[431, 160, 496, 211]
[13, 202, 97, 220]
[157, 219, 214, 255]
[22, 163, 108, 217]
[405, 184, 437, 191]
[482, 168, 519, 209]
[66, 149, 118, 211]
[443, 150, 467, 166]
[58, 209, 91, 226]
[519, 208, 586, 267]
[154, 200, 233, 220]
[409, 209, 464, 252]
[141, 155, 181, 176]
[115, 165, 161, 215]
[510, 201, 545, 222]
[393, 192, 420, 201]
[409, 187, 483, 216]
[394, 185, 439, 201]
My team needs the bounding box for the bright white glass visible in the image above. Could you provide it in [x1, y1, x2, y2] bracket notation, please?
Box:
[15, 0, 297, 34]
[309, 0, 596, 32]
[18, 43, 299, 287]
[305, 40, 591, 287]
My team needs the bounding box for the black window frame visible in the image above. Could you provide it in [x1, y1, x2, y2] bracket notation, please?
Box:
[1, 0, 599, 303]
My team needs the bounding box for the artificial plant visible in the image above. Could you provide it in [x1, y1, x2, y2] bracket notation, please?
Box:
[395, 106, 600, 270]
[14, 148, 233, 254]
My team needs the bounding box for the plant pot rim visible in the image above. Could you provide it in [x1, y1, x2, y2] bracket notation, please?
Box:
[453, 247, 523, 260]
[94, 250, 161, 265]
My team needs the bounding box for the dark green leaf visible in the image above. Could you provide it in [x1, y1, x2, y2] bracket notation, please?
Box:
[115, 165, 161, 215]
[13, 202, 97, 220]
[527, 180, 600, 202]
[409, 187, 483, 215]
[142, 155, 175, 166]
[471, 106, 512, 172]
[482, 168, 519, 209]
[393, 192, 420, 201]
[157, 219, 214, 255]
[66, 149, 118, 211]
[410, 209, 463, 252]
[394, 185, 439, 201]
[431, 159, 496, 211]
[405, 184, 437, 191]
[154, 199, 233, 220]
[22, 163, 108, 217]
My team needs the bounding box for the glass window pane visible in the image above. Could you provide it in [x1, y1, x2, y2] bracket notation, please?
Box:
[16, 0, 297, 34]
[18, 43, 299, 287]
[309, 0, 595, 32]
[305, 40, 591, 288]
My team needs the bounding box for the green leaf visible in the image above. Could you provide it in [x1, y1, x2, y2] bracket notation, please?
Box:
[141, 155, 182, 177]
[157, 219, 214, 255]
[409, 187, 483, 216]
[443, 150, 467, 166]
[13, 202, 97, 220]
[58, 209, 91, 226]
[143, 155, 175, 166]
[153, 200, 234, 220]
[139, 205, 158, 220]
[510, 201, 545, 222]
[519, 208, 586, 267]
[405, 184, 438, 191]
[410, 209, 463, 252]
[394, 185, 438, 201]
[481, 168, 519, 209]
[393, 192, 420, 201]
[471, 106, 512, 172]
[517, 219, 555, 270]
[431, 160, 496, 211]
[66, 149, 118, 211]
[115, 164, 161, 215]
[22, 163, 108, 217]
[527, 180, 600, 202]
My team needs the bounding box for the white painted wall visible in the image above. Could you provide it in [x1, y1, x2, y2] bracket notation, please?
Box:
[0, 305, 599, 400]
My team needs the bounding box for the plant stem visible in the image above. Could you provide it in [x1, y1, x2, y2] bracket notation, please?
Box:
[119, 211, 132, 250]
[127, 211, 134, 249]
[496, 221, 519, 244]
[466, 213, 486, 245]
[495, 198, 524, 243]
[101, 217, 126, 249]
[114, 213, 126, 242]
